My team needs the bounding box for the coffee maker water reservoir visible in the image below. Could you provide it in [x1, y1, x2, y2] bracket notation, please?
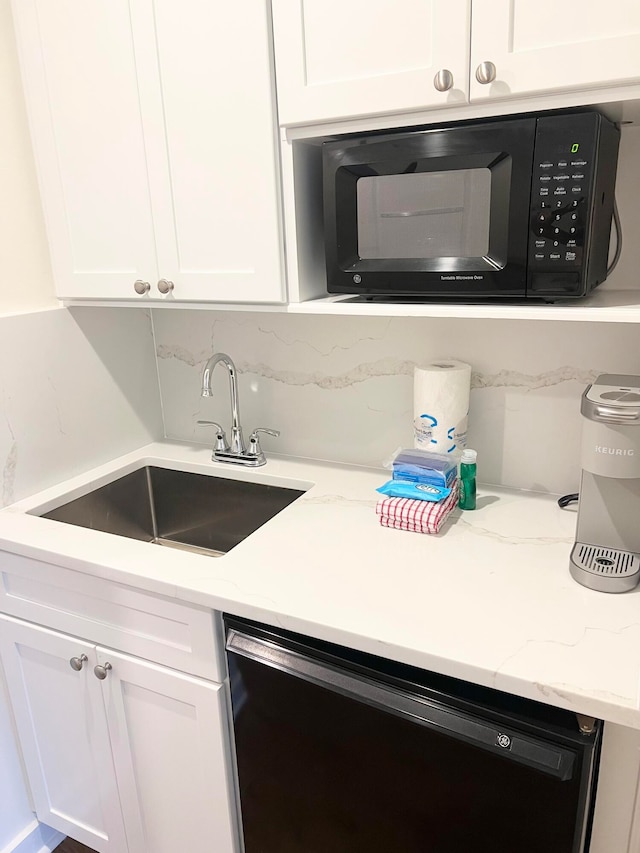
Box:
[570, 374, 640, 592]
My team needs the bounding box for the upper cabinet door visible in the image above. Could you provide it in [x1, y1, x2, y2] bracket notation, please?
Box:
[13, 0, 284, 304]
[126, 0, 285, 304]
[470, 0, 640, 102]
[12, 0, 158, 300]
[271, 0, 470, 126]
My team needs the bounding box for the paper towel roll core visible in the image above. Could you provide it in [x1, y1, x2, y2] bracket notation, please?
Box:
[413, 360, 471, 455]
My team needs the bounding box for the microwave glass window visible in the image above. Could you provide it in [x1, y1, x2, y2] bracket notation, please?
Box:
[356, 169, 491, 260]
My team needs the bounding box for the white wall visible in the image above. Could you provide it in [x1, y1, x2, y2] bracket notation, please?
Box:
[0, 0, 56, 314]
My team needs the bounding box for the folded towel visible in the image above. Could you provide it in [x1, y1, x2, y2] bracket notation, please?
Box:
[375, 483, 459, 534]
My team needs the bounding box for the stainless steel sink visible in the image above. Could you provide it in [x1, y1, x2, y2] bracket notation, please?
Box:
[40, 466, 305, 557]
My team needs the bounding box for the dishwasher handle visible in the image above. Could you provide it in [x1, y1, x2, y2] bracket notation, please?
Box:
[226, 627, 576, 782]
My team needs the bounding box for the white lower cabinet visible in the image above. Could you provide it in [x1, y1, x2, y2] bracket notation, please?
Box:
[0, 615, 238, 853]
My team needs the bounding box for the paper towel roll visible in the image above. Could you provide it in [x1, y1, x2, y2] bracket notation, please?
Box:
[413, 360, 471, 456]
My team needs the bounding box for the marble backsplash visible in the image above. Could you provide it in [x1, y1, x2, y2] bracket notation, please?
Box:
[0, 306, 163, 506]
[4, 305, 633, 501]
[152, 310, 640, 495]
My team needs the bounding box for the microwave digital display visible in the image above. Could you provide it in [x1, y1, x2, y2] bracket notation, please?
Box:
[323, 111, 620, 301]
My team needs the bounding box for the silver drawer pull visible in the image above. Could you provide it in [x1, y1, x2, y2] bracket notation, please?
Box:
[433, 69, 453, 92]
[475, 61, 497, 84]
[94, 662, 113, 680]
[69, 654, 88, 671]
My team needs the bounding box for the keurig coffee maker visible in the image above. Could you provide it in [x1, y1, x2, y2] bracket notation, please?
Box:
[570, 374, 640, 592]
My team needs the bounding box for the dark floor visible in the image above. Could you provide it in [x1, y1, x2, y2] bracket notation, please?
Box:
[54, 840, 96, 853]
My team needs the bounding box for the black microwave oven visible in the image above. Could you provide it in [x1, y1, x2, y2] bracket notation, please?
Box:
[322, 111, 620, 301]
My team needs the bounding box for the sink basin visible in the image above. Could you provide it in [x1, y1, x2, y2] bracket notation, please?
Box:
[39, 466, 306, 557]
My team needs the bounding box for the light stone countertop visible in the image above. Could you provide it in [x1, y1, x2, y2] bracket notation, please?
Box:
[1, 441, 639, 728]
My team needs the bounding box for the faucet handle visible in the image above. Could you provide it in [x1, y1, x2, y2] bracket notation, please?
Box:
[249, 427, 280, 441]
[196, 420, 230, 452]
[248, 427, 280, 460]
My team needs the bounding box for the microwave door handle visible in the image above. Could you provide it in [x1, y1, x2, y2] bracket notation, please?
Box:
[226, 628, 576, 781]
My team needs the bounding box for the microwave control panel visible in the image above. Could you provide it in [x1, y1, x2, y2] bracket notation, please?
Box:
[527, 113, 619, 298]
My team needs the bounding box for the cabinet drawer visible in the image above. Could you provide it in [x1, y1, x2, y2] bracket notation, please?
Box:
[0, 551, 224, 681]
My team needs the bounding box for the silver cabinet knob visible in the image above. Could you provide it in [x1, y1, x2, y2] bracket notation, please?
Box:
[433, 69, 454, 92]
[69, 654, 88, 671]
[134, 279, 151, 295]
[475, 61, 497, 84]
[157, 279, 174, 294]
[94, 662, 113, 680]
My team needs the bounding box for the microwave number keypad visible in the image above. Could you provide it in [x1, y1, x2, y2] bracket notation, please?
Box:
[530, 155, 589, 268]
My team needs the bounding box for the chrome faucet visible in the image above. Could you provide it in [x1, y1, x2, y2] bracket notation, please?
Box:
[198, 352, 279, 467]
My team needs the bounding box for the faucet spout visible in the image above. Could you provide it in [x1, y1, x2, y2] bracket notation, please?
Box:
[199, 351, 279, 466]
[201, 352, 245, 454]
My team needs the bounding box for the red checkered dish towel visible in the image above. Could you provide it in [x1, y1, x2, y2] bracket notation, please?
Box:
[375, 483, 459, 534]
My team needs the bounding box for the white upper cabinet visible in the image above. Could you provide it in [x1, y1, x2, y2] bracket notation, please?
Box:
[271, 0, 471, 125]
[12, 1, 158, 300]
[12, 0, 285, 303]
[470, 0, 640, 102]
[130, 0, 284, 303]
[272, 0, 640, 127]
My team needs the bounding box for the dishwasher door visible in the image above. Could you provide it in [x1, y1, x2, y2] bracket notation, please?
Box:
[225, 617, 600, 853]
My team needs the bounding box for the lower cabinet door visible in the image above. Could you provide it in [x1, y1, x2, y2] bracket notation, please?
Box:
[0, 616, 128, 853]
[97, 647, 239, 853]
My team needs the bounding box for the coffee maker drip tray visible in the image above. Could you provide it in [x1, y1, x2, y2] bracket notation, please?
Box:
[570, 542, 640, 593]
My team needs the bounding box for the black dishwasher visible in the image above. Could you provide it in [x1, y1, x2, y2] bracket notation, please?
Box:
[224, 616, 601, 853]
